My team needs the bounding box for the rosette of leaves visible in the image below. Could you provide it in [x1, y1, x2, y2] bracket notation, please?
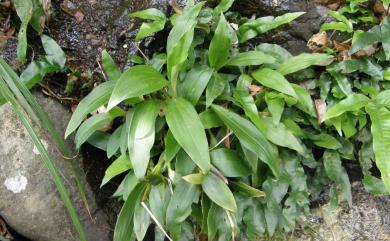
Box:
[65, 0, 389, 240]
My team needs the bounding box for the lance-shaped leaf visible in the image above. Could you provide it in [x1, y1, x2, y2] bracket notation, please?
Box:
[178, 65, 213, 105]
[206, 72, 227, 107]
[75, 108, 124, 148]
[211, 105, 279, 177]
[252, 68, 297, 98]
[349, 18, 390, 60]
[291, 84, 316, 117]
[128, 100, 160, 178]
[166, 180, 201, 230]
[166, 97, 211, 173]
[102, 50, 121, 82]
[114, 182, 147, 241]
[66, 81, 116, 137]
[202, 173, 237, 212]
[225, 51, 275, 67]
[323, 150, 352, 206]
[277, 53, 333, 75]
[366, 103, 390, 192]
[41, 35, 66, 68]
[167, 2, 204, 80]
[101, 155, 132, 187]
[214, 0, 234, 14]
[209, 13, 232, 70]
[323, 94, 370, 122]
[107, 65, 168, 109]
[262, 117, 305, 154]
[107, 125, 122, 158]
[237, 12, 305, 43]
[129, 8, 167, 40]
[134, 201, 151, 241]
[210, 148, 251, 177]
[14, 0, 33, 63]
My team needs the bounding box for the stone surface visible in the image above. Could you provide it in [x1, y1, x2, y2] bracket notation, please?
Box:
[0, 92, 111, 241]
[293, 183, 390, 241]
[232, 0, 329, 54]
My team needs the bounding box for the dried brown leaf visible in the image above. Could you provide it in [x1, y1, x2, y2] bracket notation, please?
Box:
[247, 84, 264, 96]
[315, 99, 327, 123]
[307, 32, 330, 52]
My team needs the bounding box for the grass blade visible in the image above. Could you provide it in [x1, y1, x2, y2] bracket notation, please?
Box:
[0, 77, 87, 241]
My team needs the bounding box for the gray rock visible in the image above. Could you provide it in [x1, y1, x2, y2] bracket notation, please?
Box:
[232, 0, 329, 54]
[0, 92, 111, 241]
[293, 183, 390, 241]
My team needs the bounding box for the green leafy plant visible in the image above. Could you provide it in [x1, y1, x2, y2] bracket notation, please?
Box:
[66, 0, 390, 240]
[13, 0, 49, 63]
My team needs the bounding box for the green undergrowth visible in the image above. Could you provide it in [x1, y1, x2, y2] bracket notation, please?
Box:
[2, 0, 390, 240]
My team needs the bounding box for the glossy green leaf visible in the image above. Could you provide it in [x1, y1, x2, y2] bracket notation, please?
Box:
[225, 51, 275, 67]
[308, 133, 342, 150]
[41, 35, 66, 68]
[265, 93, 284, 125]
[252, 68, 297, 98]
[175, 150, 197, 176]
[206, 72, 227, 107]
[167, 2, 204, 81]
[366, 103, 390, 192]
[291, 84, 316, 117]
[233, 90, 267, 133]
[75, 108, 124, 148]
[178, 65, 213, 105]
[128, 101, 160, 178]
[210, 148, 251, 177]
[323, 150, 352, 206]
[214, 0, 234, 14]
[237, 12, 305, 43]
[209, 14, 232, 70]
[107, 125, 122, 158]
[101, 155, 132, 187]
[211, 105, 279, 178]
[374, 90, 390, 108]
[166, 180, 201, 229]
[102, 50, 121, 82]
[149, 184, 170, 226]
[277, 53, 333, 75]
[199, 109, 223, 129]
[166, 98, 211, 173]
[20, 60, 58, 89]
[30, 0, 45, 33]
[134, 201, 151, 241]
[114, 182, 147, 241]
[349, 18, 390, 60]
[202, 173, 237, 212]
[107, 65, 168, 109]
[164, 130, 181, 163]
[130, 8, 167, 40]
[256, 43, 292, 67]
[14, 0, 33, 63]
[243, 203, 266, 239]
[66, 81, 116, 138]
[232, 181, 266, 198]
[323, 94, 370, 122]
[262, 117, 305, 154]
[182, 173, 205, 184]
[112, 172, 139, 200]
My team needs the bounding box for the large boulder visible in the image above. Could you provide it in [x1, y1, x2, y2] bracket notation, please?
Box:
[0, 92, 111, 241]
